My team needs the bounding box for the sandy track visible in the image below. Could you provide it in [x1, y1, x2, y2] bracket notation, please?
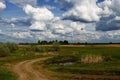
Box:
[12, 58, 49, 80]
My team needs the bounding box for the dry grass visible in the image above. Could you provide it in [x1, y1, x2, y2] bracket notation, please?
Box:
[81, 54, 103, 64]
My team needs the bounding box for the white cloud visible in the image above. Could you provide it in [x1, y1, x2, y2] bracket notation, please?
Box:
[44, 5, 56, 10]
[70, 22, 85, 31]
[96, 0, 120, 31]
[11, 32, 33, 39]
[23, 4, 54, 31]
[23, 5, 54, 21]
[115, 16, 120, 20]
[29, 21, 46, 31]
[62, 0, 102, 22]
[98, 0, 120, 16]
[9, 0, 37, 7]
[0, 2, 6, 10]
[11, 23, 15, 28]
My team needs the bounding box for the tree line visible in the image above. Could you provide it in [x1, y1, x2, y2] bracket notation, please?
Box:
[19, 40, 69, 45]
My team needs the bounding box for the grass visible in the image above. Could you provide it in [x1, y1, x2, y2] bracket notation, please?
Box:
[80, 54, 103, 64]
[0, 67, 17, 80]
[42, 45, 120, 80]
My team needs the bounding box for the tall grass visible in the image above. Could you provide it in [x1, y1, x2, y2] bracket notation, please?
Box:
[81, 54, 103, 64]
[0, 42, 18, 57]
[0, 68, 16, 80]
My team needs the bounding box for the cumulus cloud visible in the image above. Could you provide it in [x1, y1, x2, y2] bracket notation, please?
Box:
[99, 0, 120, 16]
[56, 0, 113, 22]
[23, 4, 54, 31]
[24, 5, 54, 21]
[96, 0, 120, 31]
[29, 21, 46, 31]
[55, 0, 102, 22]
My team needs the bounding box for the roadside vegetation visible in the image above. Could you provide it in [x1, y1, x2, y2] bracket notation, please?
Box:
[0, 41, 60, 80]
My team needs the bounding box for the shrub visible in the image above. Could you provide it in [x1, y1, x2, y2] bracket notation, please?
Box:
[0, 42, 18, 57]
[52, 41, 60, 51]
[104, 56, 113, 62]
[0, 44, 10, 57]
[81, 54, 103, 64]
[29, 45, 46, 53]
[5, 42, 18, 53]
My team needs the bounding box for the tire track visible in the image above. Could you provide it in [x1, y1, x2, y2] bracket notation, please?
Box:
[13, 58, 49, 80]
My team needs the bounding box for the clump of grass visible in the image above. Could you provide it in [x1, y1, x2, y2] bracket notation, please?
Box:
[81, 54, 103, 64]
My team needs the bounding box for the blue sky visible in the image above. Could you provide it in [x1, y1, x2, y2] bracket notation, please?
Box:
[2, 0, 104, 18]
[0, 0, 120, 43]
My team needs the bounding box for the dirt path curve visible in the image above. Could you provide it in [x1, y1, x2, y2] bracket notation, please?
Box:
[12, 58, 49, 80]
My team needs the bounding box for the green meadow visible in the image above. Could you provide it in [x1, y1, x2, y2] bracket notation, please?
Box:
[43, 45, 120, 80]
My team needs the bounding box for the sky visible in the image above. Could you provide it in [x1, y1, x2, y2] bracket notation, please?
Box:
[0, 0, 120, 43]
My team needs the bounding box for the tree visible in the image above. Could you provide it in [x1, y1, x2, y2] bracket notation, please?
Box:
[38, 40, 41, 44]
[41, 40, 48, 45]
[63, 40, 68, 44]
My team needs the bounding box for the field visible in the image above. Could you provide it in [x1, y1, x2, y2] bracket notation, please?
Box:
[0, 44, 120, 80]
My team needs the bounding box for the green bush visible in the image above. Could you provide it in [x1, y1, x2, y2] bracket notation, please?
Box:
[0, 42, 18, 57]
[0, 44, 10, 57]
[5, 42, 18, 53]
[52, 41, 60, 51]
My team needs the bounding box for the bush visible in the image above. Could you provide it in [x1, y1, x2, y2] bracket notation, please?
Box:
[52, 41, 60, 51]
[5, 42, 18, 53]
[0, 44, 10, 57]
[0, 42, 18, 57]
[104, 56, 113, 62]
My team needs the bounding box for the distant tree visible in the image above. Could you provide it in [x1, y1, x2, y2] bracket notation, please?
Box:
[63, 40, 69, 44]
[41, 40, 48, 45]
[59, 41, 64, 44]
[38, 40, 41, 44]
[55, 40, 58, 42]
[48, 40, 55, 44]
[109, 42, 112, 44]
[85, 42, 88, 45]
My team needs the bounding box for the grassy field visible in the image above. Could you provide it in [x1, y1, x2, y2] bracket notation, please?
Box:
[0, 44, 120, 80]
[42, 45, 120, 80]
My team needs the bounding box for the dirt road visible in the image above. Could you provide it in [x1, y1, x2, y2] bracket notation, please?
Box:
[12, 58, 49, 80]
